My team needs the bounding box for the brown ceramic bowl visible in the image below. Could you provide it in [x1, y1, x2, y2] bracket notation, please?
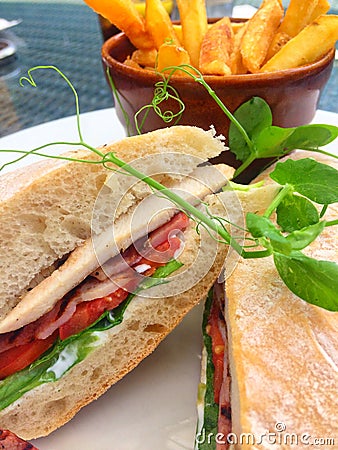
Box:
[101, 22, 334, 181]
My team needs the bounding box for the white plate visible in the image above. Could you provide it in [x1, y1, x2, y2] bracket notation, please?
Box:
[0, 109, 337, 450]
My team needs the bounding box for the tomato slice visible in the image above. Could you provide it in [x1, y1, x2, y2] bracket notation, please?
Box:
[0, 213, 189, 378]
[148, 211, 189, 249]
[59, 289, 129, 340]
[59, 236, 183, 340]
[0, 332, 57, 380]
[207, 299, 225, 404]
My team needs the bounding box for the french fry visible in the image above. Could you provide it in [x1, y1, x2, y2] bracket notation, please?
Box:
[241, 0, 284, 73]
[266, 30, 291, 60]
[231, 21, 246, 34]
[172, 24, 183, 44]
[123, 57, 142, 69]
[261, 14, 338, 72]
[174, 21, 242, 42]
[145, 0, 180, 49]
[278, 0, 320, 37]
[134, 0, 174, 16]
[88, 0, 337, 77]
[309, 0, 331, 22]
[199, 17, 233, 75]
[265, 0, 331, 60]
[156, 42, 191, 75]
[176, 0, 208, 68]
[131, 48, 158, 67]
[229, 22, 248, 74]
[82, 0, 154, 49]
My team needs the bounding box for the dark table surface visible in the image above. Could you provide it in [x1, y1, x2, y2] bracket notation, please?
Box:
[0, 1, 112, 137]
[0, 0, 337, 138]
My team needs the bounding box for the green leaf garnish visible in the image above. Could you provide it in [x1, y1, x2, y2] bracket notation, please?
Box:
[246, 213, 290, 255]
[276, 193, 320, 232]
[246, 210, 338, 309]
[252, 126, 295, 158]
[249, 124, 338, 161]
[0, 66, 337, 312]
[274, 251, 338, 311]
[229, 98, 338, 178]
[283, 124, 338, 151]
[247, 213, 326, 255]
[270, 158, 338, 204]
[285, 221, 326, 251]
[229, 97, 273, 162]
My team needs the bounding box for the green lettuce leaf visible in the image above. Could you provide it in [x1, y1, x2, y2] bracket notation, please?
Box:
[0, 259, 182, 411]
[195, 290, 218, 450]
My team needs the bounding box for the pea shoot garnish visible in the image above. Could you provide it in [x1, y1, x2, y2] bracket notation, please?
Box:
[1, 65, 338, 311]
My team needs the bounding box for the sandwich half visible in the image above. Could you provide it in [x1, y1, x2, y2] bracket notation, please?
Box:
[0, 126, 236, 439]
[196, 151, 338, 449]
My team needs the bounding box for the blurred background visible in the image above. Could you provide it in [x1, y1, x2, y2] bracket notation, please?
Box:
[0, 0, 337, 138]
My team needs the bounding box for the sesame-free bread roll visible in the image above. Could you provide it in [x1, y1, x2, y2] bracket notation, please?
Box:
[225, 151, 338, 449]
[0, 125, 233, 439]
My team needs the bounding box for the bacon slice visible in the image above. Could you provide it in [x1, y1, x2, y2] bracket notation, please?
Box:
[35, 235, 184, 340]
[92, 212, 188, 281]
[0, 215, 187, 353]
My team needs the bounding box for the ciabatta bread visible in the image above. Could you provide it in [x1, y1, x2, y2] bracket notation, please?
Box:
[0, 125, 232, 439]
[225, 151, 338, 449]
[0, 126, 226, 321]
[0, 223, 229, 439]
